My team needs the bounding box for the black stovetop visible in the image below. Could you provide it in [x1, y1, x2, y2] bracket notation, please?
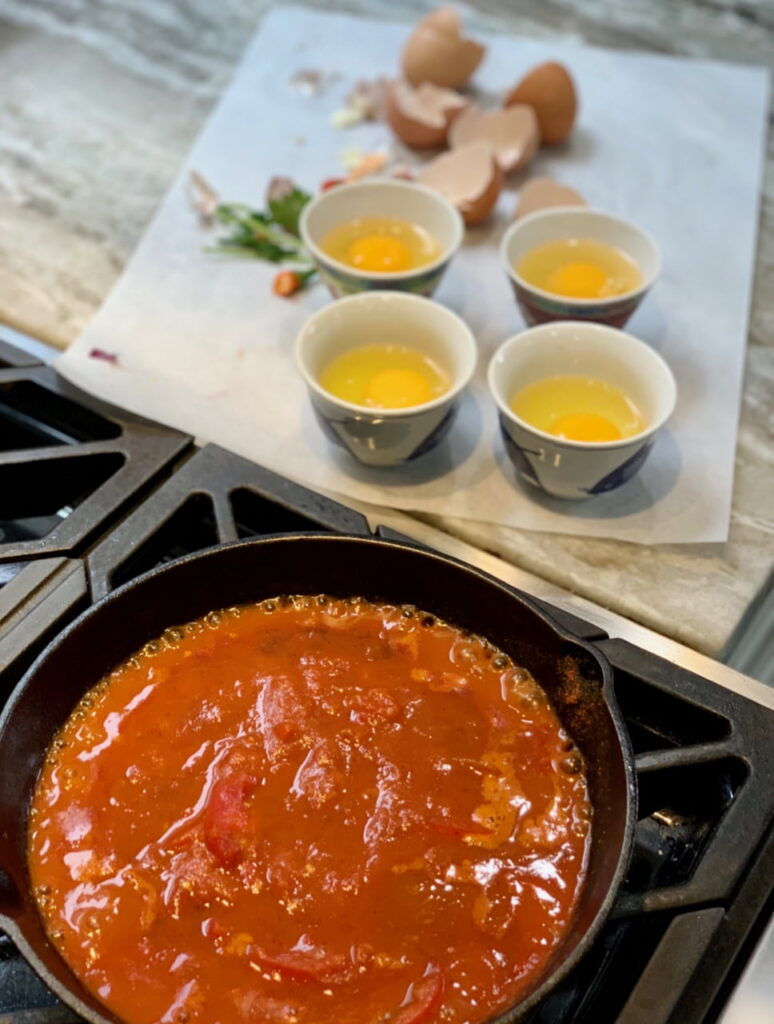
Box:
[1, 336, 773, 1024]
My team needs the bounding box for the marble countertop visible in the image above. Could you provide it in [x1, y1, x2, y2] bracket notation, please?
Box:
[0, 0, 772, 656]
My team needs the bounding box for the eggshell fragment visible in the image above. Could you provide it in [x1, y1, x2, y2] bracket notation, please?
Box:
[418, 140, 503, 226]
[514, 177, 586, 219]
[331, 78, 390, 129]
[448, 104, 539, 173]
[505, 62, 577, 145]
[402, 6, 486, 90]
[386, 80, 468, 149]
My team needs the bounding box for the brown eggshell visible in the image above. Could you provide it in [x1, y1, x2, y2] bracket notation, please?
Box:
[418, 140, 503, 226]
[448, 104, 539, 173]
[401, 7, 486, 90]
[504, 62, 577, 145]
[386, 80, 468, 149]
[514, 177, 586, 220]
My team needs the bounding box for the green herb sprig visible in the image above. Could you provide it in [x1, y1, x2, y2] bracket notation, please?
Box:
[207, 186, 317, 294]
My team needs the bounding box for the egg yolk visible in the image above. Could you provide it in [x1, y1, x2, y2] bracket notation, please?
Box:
[319, 343, 449, 410]
[347, 235, 413, 273]
[509, 375, 646, 443]
[546, 261, 612, 299]
[365, 369, 435, 409]
[516, 239, 643, 300]
[321, 217, 442, 273]
[552, 413, 622, 442]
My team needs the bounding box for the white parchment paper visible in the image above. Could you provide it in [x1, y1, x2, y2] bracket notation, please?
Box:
[57, 7, 769, 543]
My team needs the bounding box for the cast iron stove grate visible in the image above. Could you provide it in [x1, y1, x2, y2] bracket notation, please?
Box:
[1, 445, 773, 1024]
[0, 338, 192, 562]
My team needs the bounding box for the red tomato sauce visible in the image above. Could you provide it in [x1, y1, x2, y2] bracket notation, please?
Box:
[28, 597, 591, 1024]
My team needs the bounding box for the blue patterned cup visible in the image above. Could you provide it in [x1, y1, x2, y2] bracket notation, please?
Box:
[299, 179, 464, 298]
[295, 292, 477, 467]
[488, 322, 677, 500]
[500, 207, 661, 328]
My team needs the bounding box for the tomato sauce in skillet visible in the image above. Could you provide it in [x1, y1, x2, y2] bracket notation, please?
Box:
[28, 596, 591, 1024]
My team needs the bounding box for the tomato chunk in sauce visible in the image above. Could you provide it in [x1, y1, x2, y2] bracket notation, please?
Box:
[28, 597, 591, 1024]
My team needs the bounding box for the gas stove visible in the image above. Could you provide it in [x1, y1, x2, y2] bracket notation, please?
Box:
[1, 333, 772, 1024]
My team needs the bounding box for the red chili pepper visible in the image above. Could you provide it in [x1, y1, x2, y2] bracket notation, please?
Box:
[392, 967, 445, 1024]
[272, 268, 315, 298]
[320, 177, 345, 191]
[202, 773, 256, 869]
[273, 269, 303, 297]
[424, 816, 494, 840]
[248, 946, 353, 984]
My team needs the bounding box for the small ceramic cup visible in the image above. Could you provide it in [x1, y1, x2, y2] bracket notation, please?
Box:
[488, 321, 677, 500]
[299, 179, 464, 299]
[295, 291, 477, 467]
[500, 207, 661, 328]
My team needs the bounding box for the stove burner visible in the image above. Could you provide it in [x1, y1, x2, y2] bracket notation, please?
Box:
[0, 336, 772, 1024]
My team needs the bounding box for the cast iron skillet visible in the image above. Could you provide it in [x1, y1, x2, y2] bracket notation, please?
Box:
[0, 535, 636, 1024]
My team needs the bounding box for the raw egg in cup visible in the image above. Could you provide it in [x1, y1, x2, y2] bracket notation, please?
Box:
[295, 291, 477, 466]
[500, 206, 661, 328]
[300, 179, 464, 299]
[488, 321, 676, 500]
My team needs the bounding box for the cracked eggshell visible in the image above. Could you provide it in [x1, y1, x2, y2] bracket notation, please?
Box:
[514, 177, 586, 220]
[448, 104, 539, 173]
[401, 6, 486, 90]
[505, 62, 578, 145]
[418, 140, 503, 226]
[386, 80, 469, 149]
